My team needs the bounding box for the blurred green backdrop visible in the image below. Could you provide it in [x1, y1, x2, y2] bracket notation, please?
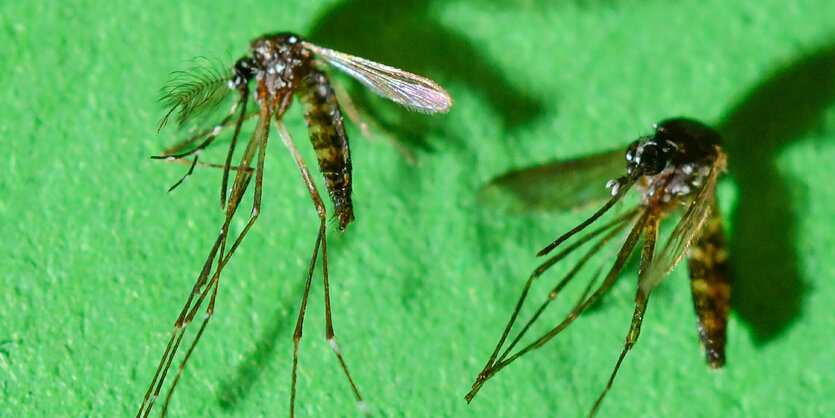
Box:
[2, 0, 834, 416]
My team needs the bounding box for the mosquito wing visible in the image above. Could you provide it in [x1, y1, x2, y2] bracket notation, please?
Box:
[639, 150, 727, 295]
[301, 42, 452, 114]
[479, 148, 625, 214]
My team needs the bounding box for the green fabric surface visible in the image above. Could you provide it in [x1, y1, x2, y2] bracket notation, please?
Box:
[2, 1, 835, 417]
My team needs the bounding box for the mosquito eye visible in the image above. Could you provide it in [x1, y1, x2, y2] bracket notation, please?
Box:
[625, 140, 641, 175]
[625, 141, 639, 162]
[231, 59, 255, 87]
[637, 142, 672, 175]
[625, 140, 673, 176]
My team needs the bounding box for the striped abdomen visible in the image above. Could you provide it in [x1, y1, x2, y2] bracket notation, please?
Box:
[686, 199, 730, 368]
[299, 70, 354, 231]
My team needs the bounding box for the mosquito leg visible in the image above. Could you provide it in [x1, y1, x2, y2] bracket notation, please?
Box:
[138, 106, 269, 417]
[321, 225, 367, 415]
[137, 232, 226, 418]
[275, 118, 366, 415]
[274, 120, 331, 418]
[289, 223, 323, 418]
[471, 209, 637, 383]
[588, 211, 660, 417]
[220, 86, 250, 209]
[163, 157, 254, 173]
[466, 209, 646, 402]
[158, 110, 267, 414]
[159, 259, 223, 417]
[154, 88, 249, 193]
[159, 97, 256, 156]
[538, 174, 639, 257]
[163, 156, 199, 192]
[155, 94, 244, 160]
[476, 209, 650, 392]
[496, 209, 639, 364]
[157, 167, 257, 417]
[145, 168, 258, 418]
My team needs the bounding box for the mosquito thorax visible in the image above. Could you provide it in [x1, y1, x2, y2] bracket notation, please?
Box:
[247, 33, 313, 93]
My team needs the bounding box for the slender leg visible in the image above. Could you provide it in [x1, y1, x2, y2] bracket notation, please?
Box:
[161, 157, 253, 173]
[137, 233, 226, 418]
[220, 89, 251, 209]
[321, 226, 368, 415]
[537, 174, 638, 257]
[467, 208, 649, 402]
[290, 223, 323, 418]
[496, 209, 640, 366]
[159, 253, 224, 418]
[159, 98, 256, 156]
[159, 163, 262, 417]
[588, 211, 660, 417]
[137, 104, 271, 418]
[470, 208, 638, 391]
[157, 110, 271, 414]
[275, 120, 365, 417]
[154, 88, 249, 193]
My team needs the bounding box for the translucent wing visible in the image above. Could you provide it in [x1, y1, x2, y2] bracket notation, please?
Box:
[159, 57, 234, 129]
[478, 148, 625, 214]
[301, 41, 453, 114]
[639, 150, 727, 294]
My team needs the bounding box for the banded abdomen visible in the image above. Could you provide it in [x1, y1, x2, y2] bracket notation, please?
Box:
[299, 70, 354, 231]
[686, 199, 730, 367]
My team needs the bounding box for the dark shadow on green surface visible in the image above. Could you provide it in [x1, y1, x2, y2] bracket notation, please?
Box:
[717, 43, 835, 343]
[308, 0, 545, 150]
[215, 226, 362, 410]
[216, 293, 296, 410]
[0, 338, 21, 360]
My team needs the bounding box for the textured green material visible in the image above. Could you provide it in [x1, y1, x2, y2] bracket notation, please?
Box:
[2, 1, 835, 416]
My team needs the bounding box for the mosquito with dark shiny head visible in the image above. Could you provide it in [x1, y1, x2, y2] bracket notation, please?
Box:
[466, 118, 729, 417]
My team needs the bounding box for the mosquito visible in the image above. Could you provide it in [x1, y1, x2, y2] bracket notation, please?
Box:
[136, 32, 452, 417]
[465, 118, 729, 416]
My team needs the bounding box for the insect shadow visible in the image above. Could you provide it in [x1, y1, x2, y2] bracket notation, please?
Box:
[308, 0, 544, 151]
[216, 279, 303, 411]
[718, 43, 835, 342]
[469, 40, 835, 415]
[137, 32, 451, 417]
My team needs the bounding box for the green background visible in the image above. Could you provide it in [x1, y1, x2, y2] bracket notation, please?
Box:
[3, 0, 835, 416]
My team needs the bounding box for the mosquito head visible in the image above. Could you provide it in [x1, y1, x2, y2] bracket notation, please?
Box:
[625, 137, 674, 177]
[627, 118, 724, 204]
[229, 57, 256, 89]
[625, 117, 722, 179]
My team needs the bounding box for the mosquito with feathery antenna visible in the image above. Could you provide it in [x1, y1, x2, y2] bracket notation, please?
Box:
[136, 32, 452, 417]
